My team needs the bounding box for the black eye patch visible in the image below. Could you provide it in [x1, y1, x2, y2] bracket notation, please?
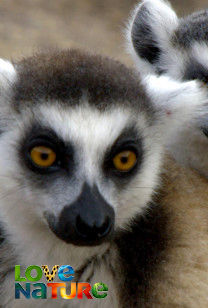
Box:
[103, 126, 144, 182]
[19, 124, 74, 175]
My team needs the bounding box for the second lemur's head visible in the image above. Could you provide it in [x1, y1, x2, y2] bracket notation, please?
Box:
[0, 49, 206, 247]
[127, 0, 208, 177]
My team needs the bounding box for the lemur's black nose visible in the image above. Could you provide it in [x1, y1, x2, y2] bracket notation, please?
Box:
[75, 214, 112, 240]
[52, 184, 115, 246]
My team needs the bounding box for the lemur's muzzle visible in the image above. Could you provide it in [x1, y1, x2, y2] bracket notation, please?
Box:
[48, 184, 115, 246]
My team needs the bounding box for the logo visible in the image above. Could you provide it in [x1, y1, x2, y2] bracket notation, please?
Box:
[15, 265, 108, 300]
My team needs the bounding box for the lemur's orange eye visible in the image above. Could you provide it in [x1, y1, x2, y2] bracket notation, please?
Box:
[30, 146, 56, 167]
[113, 150, 137, 172]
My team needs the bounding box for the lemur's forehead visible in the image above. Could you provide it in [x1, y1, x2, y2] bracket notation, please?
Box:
[13, 49, 152, 116]
[182, 42, 208, 81]
[173, 10, 208, 48]
[35, 103, 143, 151]
[170, 11, 208, 81]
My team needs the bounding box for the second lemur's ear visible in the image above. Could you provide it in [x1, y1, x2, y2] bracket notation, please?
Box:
[126, 0, 178, 74]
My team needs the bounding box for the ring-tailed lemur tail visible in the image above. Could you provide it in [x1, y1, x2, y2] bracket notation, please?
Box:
[127, 0, 208, 178]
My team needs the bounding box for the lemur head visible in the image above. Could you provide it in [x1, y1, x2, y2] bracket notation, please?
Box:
[127, 0, 208, 177]
[0, 49, 205, 247]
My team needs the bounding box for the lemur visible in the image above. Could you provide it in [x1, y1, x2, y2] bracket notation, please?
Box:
[0, 49, 208, 308]
[127, 0, 208, 178]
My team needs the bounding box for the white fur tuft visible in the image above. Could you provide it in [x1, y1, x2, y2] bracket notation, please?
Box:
[0, 59, 16, 90]
[143, 74, 208, 140]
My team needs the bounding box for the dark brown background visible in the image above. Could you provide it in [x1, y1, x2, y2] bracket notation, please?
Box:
[0, 0, 207, 65]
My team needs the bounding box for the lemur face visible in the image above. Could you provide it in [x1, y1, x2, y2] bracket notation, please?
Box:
[0, 50, 205, 246]
[16, 104, 150, 246]
[127, 0, 208, 176]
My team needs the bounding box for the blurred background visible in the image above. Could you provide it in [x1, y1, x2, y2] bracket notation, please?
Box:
[0, 0, 207, 65]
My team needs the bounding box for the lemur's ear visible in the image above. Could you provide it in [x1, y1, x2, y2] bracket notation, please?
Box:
[126, 0, 178, 74]
[144, 74, 208, 139]
[0, 59, 16, 91]
[0, 60, 17, 127]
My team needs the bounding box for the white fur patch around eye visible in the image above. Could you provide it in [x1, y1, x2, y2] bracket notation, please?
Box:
[37, 103, 145, 184]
